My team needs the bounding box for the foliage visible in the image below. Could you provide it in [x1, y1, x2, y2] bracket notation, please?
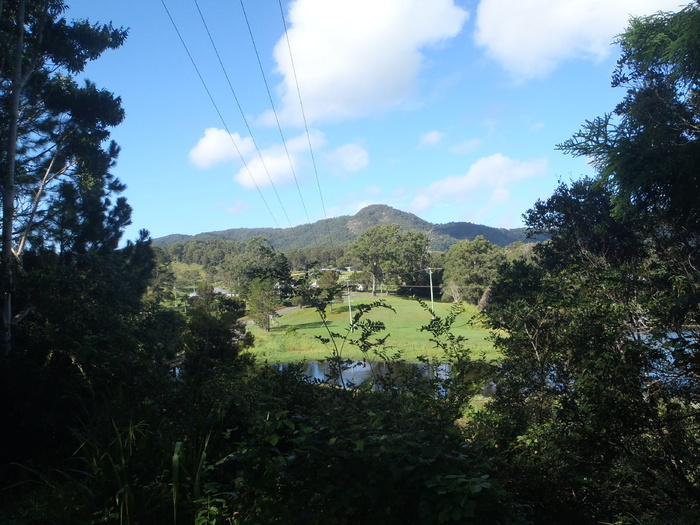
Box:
[162, 239, 244, 267]
[471, 6, 700, 518]
[558, 3, 700, 229]
[247, 293, 497, 363]
[385, 228, 432, 286]
[476, 140, 700, 521]
[441, 235, 505, 305]
[503, 241, 536, 263]
[0, 4, 513, 525]
[183, 282, 253, 376]
[314, 268, 342, 311]
[153, 203, 537, 252]
[347, 224, 430, 295]
[1, 232, 157, 463]
[1, 0, 129, 351]
[143, 247, 176, 305]
[14, 4, 700, 525]
[348, 269, 373, 290]
[222, 375, 510, 525]
[284, 245, 345, 270]
[245, 277, 280, 332]
[418, 299, 496, 417]
[223, 236, 291, 297]
[316, 268, 339, 289]
[204, 297, 515, 525]
[347, 223, 399, 295]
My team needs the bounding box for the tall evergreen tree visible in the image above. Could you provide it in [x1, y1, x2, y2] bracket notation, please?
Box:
[558, 1, 700, 392]
[0, 0, 127, 352]
[478, 4, 700, 522]
[0, 1, 160, 469]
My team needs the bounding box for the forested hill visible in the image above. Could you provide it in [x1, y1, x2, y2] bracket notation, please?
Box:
[153, 204, 535, 250]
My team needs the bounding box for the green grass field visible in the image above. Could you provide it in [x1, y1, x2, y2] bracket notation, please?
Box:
[245, 293, 498, 363]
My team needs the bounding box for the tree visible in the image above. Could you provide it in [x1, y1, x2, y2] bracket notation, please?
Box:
[143, 247, 176, 306]
[284, 245, 345, 271]
[5, 231, 158, 465]
[385, 229, 431, 287]
[225, 236, 290, 297]
[316, 269, 342, 312]
[503, 241, 535, 263]
[347, 224, 399, 296]
[477, 179, 700, 523]
[558, 2, 700, 232]
[347, 225, 430, 296]
[246, 277, 280, 332]
[441, 236, 504, 305]
[1, 0, 128, 352]
[474, 3, 700, 515]
[558, 2, 700, 395]
[183, 282, 252, 376]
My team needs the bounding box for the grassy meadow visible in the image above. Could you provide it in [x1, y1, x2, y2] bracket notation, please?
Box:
[245, 293, 498, 363]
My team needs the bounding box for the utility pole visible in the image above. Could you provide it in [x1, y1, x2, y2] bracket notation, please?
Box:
[426, 268, 442, 318]
[346, 279, 354, 331]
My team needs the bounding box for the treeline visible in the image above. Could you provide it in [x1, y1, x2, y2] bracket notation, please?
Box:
[163, 228, 533, 306]
[153, 202, 537, 252]
[162, 238, 346, 273]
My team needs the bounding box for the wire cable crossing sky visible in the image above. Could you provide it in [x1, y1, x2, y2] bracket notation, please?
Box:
[197, 0, 319, 247]
[67, 0, 685, 241]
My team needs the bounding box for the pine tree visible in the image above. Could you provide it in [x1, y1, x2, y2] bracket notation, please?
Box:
[1, 0, 127, 352]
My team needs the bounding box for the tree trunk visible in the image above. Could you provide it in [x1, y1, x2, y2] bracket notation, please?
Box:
[1, 0, 26, 355]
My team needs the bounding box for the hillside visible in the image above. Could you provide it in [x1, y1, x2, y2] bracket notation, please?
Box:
[152, 204, 537, 251]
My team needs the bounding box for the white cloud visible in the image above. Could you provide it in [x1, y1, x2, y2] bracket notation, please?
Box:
[189, 128, 254, 169]
[419, 130, 445, 148]
[191, 127, 328, 190]
[410, 153, 548, 212]
[234, 129, 326, 190]
[489, 187, 510, 205]
[325, 143, 369, 174]
[270, 0, 469, 124]
[475, 0, 684, 79]
[449, 138, 483, 154]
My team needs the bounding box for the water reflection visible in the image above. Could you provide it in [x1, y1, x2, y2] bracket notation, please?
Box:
[277, 360, 450, 387]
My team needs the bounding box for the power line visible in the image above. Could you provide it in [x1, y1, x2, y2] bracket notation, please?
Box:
[238, 0, 319, 247]
[159, 0, 292, 245]
[276, 0, 335, 247]
[192, 0, 303, 248]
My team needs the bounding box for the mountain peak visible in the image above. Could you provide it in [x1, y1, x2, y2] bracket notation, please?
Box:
[346, 204, 429, 235]
[153, 204, 534, 250]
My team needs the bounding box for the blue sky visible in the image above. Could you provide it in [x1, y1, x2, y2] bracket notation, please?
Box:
[66, 0, 686, 241]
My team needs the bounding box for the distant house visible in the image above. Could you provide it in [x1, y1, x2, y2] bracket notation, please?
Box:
[190, 287, 236, 298]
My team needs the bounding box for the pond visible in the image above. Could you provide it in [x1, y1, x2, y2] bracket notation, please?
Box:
[275, 360, 497, 395]
[293, 360, 451, 387]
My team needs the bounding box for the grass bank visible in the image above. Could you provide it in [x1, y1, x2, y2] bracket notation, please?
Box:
[244, 293, 498, 363]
